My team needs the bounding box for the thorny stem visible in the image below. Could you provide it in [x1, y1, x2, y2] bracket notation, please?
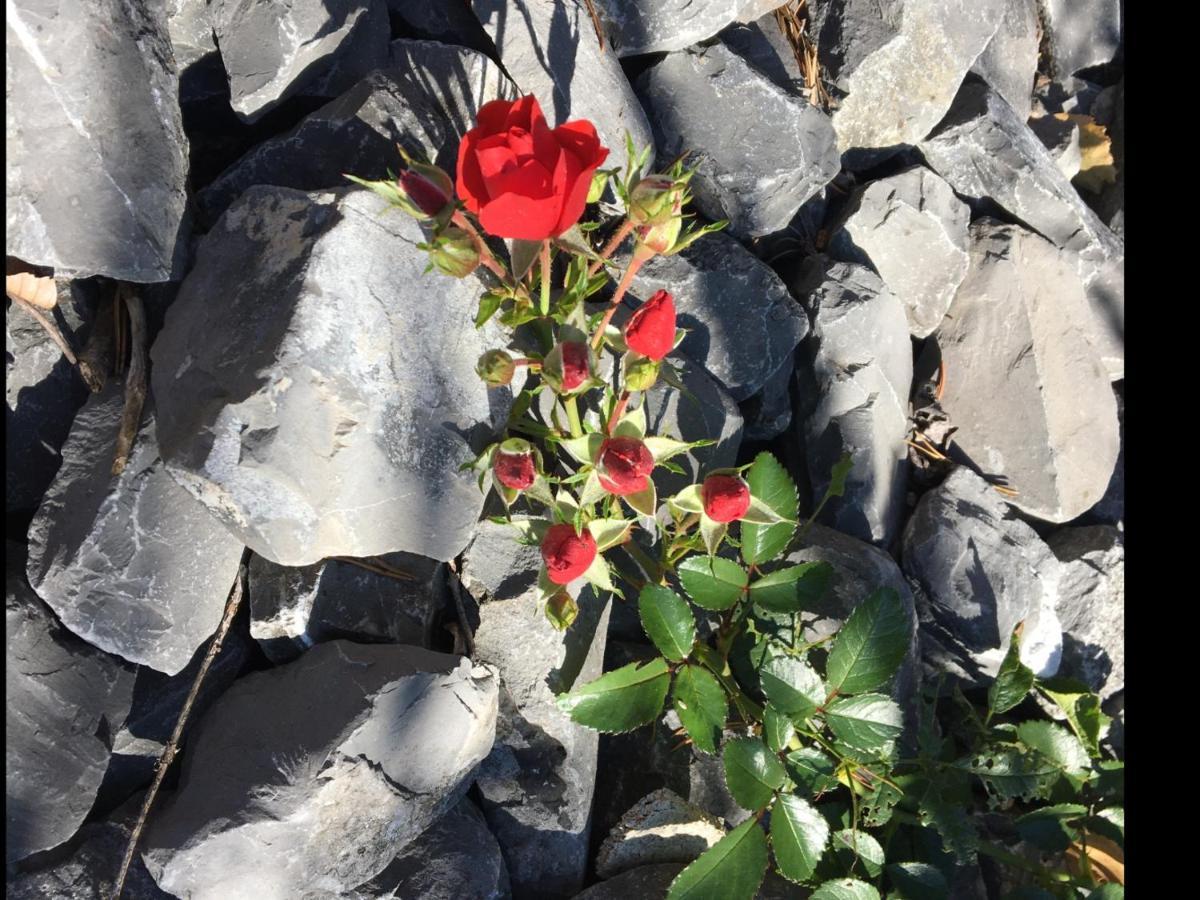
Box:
[452, 211, 510, 285]
[587, 218, 635, 277]
[606, 391, 631, 436]
[590, 252, 648, 350]
[539, 239, 552, 315]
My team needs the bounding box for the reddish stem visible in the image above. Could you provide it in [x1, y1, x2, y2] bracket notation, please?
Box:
[590, 253, 648, 350]
[587, 218, 635, 277]
[606, 390, 631, 436]
[452, 211, 510, 284]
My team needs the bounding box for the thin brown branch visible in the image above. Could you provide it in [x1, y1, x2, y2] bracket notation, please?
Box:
[111, 288, 147, 476]
[110, 554, 250, 900]
[77, 293, 115, 393]
[332, 556, 416, 582]
[582, 0, 606, 52]
[11, 295, 78, 365]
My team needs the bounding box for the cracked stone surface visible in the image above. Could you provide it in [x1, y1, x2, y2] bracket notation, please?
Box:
[7, 541, 137, 864]
[462, 520, 613, 899]
[209, 0, 390, 123]
[970, 0, 1039, 121]
[902, 466, 1064, 687]
[151, 185, 514, 567]
[1041, 0, 1121, 78]
[934, 221, 1119, 524]
[595, 788, 724, 879]
[920, 80, 1124, 380]
[627, 231, 810, 401]
[142, 642, 499, 899]
[26, 386, 245, 675]
[635, 41, 839, 239]
[470, 0, 654, 172]
[592, 0, 786, 56]
[793, 260, 912, 547]
[6, 0, 189, 281]
[247, 551, 446, 663]
[828, 166, 970, 338]
[197, 39, 515, 226]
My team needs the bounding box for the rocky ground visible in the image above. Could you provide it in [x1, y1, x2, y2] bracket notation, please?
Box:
[7, 1, 1123, 898]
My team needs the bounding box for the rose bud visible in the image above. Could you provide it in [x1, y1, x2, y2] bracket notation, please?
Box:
[424, 226, 480, 278]
[623, 290, 677, 361]
[476, 349, 517, 387]
[623, 353, 661, 391]
[635, 216, 682, 257]
[545, 591, 579, 630]
[543, 341, 592, 394]
[701, 474, 752, 523]
[493, 438, 537, 490]
[541, 523, 598, 585]
[399, 163, 454, 218]
[628, 175, 683, 226]
[598, 436, 655, 496]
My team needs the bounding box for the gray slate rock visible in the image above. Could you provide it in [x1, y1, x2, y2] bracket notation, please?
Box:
[935, 221, 1119, 523]
[350, 797, 510, 899]
[628, 231, 810, 401]
[152, 186, 512, 567]
[635, 42, 839, 239]
[794, 260, 912, 547]
[471, 0, 654, 172]
[462, 521, 613, 899]
[384, 0, 494, 50]
[828, 166, 970, 338]
[209, 0, 390, 123]
[808, 0, 904, 94]
[6, 542, 137, 863]
[1029, 114, 1083, 179]
[902, 466, 1064, 686]
[720, 16, 806, 94]
[826, 0, 1005, 158]
[969, 0, 1039, 121]
[142, 643, 499, 899]
[6, 280, 94, 513]
[1041, 0, 1121, 78]
[248, 551, 446, 663]
[1046, 526, 1123, 701]
[168, 0, 226, 105]
[570, 862, 803, 899]
[593, 0, 784, 56]
[198, 40, 515, 226]
[920, 80, 1124, 380]
[595, 788, 724, 879]
[26, 387, 244, 675]
[6, 0, 189, 282]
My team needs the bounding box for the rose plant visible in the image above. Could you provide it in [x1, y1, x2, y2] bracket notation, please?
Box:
[350, 96, 1123, 900]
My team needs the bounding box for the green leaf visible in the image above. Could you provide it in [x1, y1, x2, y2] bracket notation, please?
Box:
[760, 655, 825, 722]
[810, 878, 880, 900]
[667, 818, 768, 900]
[1016, 721, 1090, 777]
[748, 562, 833, 613]
[825, 453, 853, 499]
[556, 658, 671, 733]
[677, 556, 749, 611]
[763, 704, 795, 753]
[673, 664, 727, 754]
[741, 452, 798, 565]
[785, 747, 839, 796]
[771, 794, 829, 883]
[987, 624, 1036, 719]
[830, 829, 884, 878]
[638, 584, 697, 662]
[1015, 803, 1086, 853]
[474, 291, 505, 328]
[1086, 886, 1124, 900]
[825, 587, 912, 695]
[722, 737, 786, 810]
[954, 746, 1059, 803]
[885, 862, 948, 899]
[823, 694, 903, 755]
[1037, 678, 1109, 757]
[916, 795, 978, 863]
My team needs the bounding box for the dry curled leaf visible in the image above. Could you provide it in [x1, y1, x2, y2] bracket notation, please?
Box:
[1056, 113, 1117, 193]
[1064, 832, 1124, 886]
[6, 271, 57, 310]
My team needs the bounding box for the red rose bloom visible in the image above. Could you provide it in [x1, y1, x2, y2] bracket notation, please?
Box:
[541, 524, 598, 585]
[493, 444, 536, 490]
[598, 437, 655, 496]
[560, 342, 590, 391]
[624, 290, 677, 361]
[702, 474, 752, 523]
[456, 95, 609, 241]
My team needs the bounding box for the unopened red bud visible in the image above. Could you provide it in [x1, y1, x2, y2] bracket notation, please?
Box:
[624, 290, 677, 361]
[400, 168, 453, 218]
[598, 436, 655, 496]
[541, 524, 598, 585]
[493, 438, 537, 490]
[702, 474, 751, 523]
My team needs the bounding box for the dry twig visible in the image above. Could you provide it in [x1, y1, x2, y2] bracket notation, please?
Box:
[77, 293, 115, 393]
[9, 294, 79, 365]
[332, 556, 416, 582]
[111, 286, 147, 476]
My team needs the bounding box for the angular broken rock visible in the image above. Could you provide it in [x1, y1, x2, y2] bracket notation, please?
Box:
[248, 551, 446, 663]
[592, 0, 785, 56]
[935, 221, 1119, 523]
[471, 0, 654, 172]
[1046, 526, 1124, 701]
[635, 42, 839, 239]
[901, 466, 1064, 686]
[349, 797, 510, 900]
[209, 0, 390, 122]
[462, 520, 613, 898]
[969, 0, 1039, 121]
[6, 0, 189, 281]
[198, 40, 515, 226]
[151, 185, 513, 567]
[828, 166, 970, 338]
[920, 80, 1124, 379]
[7, 542, 137, 863]
[793, 260, 912, 547]
[142, 643, 498, 898]
[826, 0, 1005, 158]
[1029, 114, 1083, 180]
[1041, 0, 1122, 78]
[628, 231, 810, 401]
[26, 386, 245, 676]
[595, 788, 724, 879]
